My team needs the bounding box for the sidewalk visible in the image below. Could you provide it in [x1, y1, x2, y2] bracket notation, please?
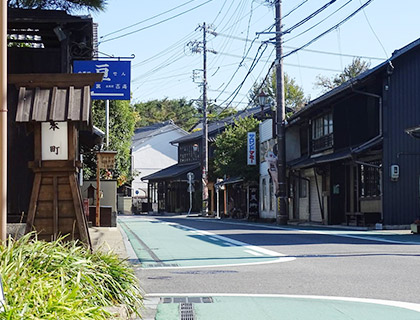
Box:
[89, 225, 158, 320]
[89, 226, 130, 259]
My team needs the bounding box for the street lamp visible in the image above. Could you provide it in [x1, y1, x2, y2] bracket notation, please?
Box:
[257, 90, 268, 115]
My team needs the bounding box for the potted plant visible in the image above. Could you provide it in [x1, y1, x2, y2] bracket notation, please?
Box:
[411, 219, 420, 234]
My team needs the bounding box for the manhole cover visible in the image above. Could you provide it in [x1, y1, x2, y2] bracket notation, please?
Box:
[180, 302, 194, 320]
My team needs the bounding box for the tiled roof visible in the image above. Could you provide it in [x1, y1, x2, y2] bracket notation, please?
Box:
[141, 162, 199, 181]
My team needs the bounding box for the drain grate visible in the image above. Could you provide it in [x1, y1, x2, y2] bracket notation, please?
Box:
[179, 302, 195, 320]
[161, 297, 213, 304]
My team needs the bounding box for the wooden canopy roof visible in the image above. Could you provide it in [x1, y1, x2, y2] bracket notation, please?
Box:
[9, 73, 102, 124]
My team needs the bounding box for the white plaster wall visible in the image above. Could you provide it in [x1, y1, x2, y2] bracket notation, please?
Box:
[259, 174, 276, 219]
[259, 120, 276, 219]
[299, 194, 310, 221]
[309, 174, 323, 222]
[81, 180, 117, 213]
[131, 130, 185, 197]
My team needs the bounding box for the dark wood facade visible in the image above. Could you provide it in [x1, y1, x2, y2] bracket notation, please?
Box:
[287, 37, 420, 226]
[8, 8, 94, 74]
[382, 42, 420, 225]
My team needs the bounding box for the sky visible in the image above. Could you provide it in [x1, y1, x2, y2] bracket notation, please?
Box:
[90, 0, 420, 109]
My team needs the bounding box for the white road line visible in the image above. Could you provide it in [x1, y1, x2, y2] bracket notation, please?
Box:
[145, 293, 420, 313]
[223, 242, 235, 246]
[244, 250, 263, 256]
[140, 256, 295, 270]
[197, 219, 420, 245]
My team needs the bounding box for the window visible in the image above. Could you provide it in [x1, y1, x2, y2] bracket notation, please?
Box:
[312, 113, 333, 151]
[179, 143, 200, 163]
[360, 161, 381, 197]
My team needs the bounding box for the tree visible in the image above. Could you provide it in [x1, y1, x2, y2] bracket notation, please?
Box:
[315, 57, 370, 92]
[250, 71, 308, 113]
[133, 98, 199, 131]
[82, 99, 136, 186]
[7, 0, 107, 12]
[213, 116, 260, 183]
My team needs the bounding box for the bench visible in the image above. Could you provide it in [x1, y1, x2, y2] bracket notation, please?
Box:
[345, 212, 365, 226]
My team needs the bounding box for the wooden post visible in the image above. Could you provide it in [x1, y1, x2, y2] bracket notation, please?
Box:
[0, 0, 7, 241]
[96, 159, 100, 227]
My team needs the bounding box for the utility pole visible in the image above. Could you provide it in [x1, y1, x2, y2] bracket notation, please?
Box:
[202, 22, 209, 216]
[275, 0, 288, 225]
[189, 23, 216, 216]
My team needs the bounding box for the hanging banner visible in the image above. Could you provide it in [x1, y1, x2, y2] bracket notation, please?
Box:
[73, 60, 131, 100]
[247, 132, 257, 165]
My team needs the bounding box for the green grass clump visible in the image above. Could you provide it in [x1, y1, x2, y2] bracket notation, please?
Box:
[0, 233, 143, 319]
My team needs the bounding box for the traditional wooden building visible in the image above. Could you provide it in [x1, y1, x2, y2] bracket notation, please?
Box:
[143, 106, 269, 216]
[6, 9, 99, 242]
[286, 37, 420, 226]
[7, 8, 95, 224]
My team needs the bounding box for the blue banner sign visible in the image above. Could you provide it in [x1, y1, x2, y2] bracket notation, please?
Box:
[247, 132, 257, 165]
[73, 60, 131, 100]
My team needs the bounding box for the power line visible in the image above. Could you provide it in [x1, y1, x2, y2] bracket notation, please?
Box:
[208, 0, 252, 71]
[234, 47, 276, 110]
[100, 0, 197, 40]
[283, 0, 353, 44]
[132, 31, 197, 69]
[215, 59, 275, 116]
[242, 0, 254, 58]
[358, 0, 388, 58]
[99, 0, 214, 44]
[283, 0, 337, 35]
[282, 0, 309, 20]
[211, 0, 229, 25]
[217, 42, 269, 110]
[214, 31, 384, 61]
[283, 0, 373, 60]
[216, 51, 347, 72]
[215, 36, 260, 100]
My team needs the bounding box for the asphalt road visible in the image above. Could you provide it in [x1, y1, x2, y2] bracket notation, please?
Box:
[119, 215, 420, 319]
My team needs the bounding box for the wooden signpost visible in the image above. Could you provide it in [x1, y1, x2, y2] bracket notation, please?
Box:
[95, 151, 117, 226]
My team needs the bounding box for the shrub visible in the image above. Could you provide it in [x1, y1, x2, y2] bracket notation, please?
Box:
[0, 233, 143, 319]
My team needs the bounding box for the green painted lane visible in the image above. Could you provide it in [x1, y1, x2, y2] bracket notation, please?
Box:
[154, 295, 420, 320]
[118, 217, 294, 268]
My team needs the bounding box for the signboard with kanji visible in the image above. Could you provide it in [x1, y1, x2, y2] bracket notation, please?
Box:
[41, 121, 68, 160]
[73, 60, 131, 100]
[96, 151, 117, 169]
